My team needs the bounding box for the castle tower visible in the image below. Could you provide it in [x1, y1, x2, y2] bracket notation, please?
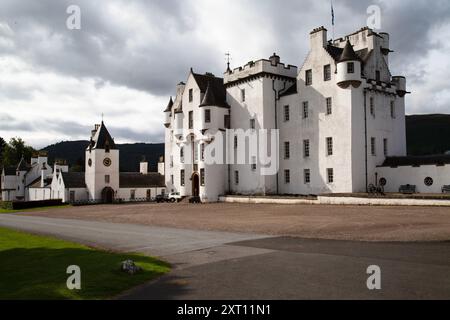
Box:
[336, 40, 362, 89]
[85, 122, 119, 202]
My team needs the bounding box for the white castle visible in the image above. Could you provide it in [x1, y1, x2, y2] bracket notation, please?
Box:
[164, 26, 450, 202]
[1, 122, 166, 203]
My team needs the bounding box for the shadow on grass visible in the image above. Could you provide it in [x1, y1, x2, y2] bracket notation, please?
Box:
[0, 247, 170, 300]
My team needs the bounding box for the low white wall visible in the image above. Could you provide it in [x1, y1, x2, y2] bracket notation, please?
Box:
[317, 196, 450, 207]
[377, 164, 450, 193]
[28, 188, 51, 201]
[219, 196, 317, 205]
[220, 195, 450, 207]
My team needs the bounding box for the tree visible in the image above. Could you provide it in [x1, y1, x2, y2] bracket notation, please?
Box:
[1, 137, 36, 168]
[0, 137, 6, 169]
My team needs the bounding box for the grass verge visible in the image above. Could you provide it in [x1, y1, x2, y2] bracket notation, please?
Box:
[0, 226, 170, 299]
[0, 205, 71, 214]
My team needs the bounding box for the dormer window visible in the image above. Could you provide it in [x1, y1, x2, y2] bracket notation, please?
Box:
[305, 69, 312, 86]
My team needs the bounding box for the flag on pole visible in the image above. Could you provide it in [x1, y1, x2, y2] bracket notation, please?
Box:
[331, 1, 335, 26]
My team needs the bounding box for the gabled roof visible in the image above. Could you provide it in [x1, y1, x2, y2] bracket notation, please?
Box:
[119, 172, 165, 188]
[61, 172, 86, 188]
[338, 41, 360, 63]
[89, 122, 117, 150]
[164, 97, 174, 112]
[380, 155, 450, 167]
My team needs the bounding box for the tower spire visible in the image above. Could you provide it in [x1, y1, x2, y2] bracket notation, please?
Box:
[225, 52, 231, 72]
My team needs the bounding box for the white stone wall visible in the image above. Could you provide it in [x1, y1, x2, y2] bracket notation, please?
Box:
[85, 148, 120, 200]
[377, 165, 450, 193]
[28, 187, 51, 201]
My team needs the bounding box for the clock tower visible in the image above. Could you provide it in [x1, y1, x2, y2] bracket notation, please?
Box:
[85, 122, 120, 202]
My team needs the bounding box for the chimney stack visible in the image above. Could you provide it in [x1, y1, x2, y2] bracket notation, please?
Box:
[140, 157, 148, 175]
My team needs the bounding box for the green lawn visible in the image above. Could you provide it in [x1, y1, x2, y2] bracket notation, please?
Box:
[0, 227, 170, 300]
[0, 205, 71, 214]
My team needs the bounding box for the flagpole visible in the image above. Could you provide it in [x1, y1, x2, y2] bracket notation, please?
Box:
[331, 0, 335, 40]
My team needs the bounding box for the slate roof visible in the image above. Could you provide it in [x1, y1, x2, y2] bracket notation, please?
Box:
[380, 155, 450, 167]
[164, 96, 174, 112]
[90, 122, 117, 150]
[326, 44, 370, 63]
[338, 41, 360, 63]
[280, 82, 297, 97]
[17, 157, 30, 172]
[199, 81, 219, 107]
[29, 177, 52, 188]
[193, 72, 228, 108]
[2, 166, 16, 176]
[119, 172, 165, 188]
[61, 172, 87, 188]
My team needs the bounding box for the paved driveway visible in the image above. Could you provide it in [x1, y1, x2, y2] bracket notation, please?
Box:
[1, 214, 450, 299]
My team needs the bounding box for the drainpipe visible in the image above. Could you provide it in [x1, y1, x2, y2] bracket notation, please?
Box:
[272, 80, 287, 195]
[364, 89, 368, 193]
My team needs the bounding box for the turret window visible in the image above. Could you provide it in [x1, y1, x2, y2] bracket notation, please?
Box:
[205, 109, 211, 123]
[327, 168, 334, 184]
[347, 62, 355, 74]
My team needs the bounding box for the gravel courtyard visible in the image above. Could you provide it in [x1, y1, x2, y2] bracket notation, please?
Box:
[18, 202, 450, 242]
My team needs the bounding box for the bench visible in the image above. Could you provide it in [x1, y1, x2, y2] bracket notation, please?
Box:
[399, 184, 416, 194]
[442, 185, 450, 194]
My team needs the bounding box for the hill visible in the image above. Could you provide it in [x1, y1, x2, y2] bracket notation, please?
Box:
[406, 114, 450, 156]
[42, 141, 164, 172]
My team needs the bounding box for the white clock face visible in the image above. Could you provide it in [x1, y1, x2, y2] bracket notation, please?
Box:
[103, 158, 112, 167]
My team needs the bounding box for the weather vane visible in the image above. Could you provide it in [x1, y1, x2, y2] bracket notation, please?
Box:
[225, 52, 232, 72]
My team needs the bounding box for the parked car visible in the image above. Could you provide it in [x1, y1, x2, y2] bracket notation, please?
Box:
[167, 192, 182, 203]
[155, 194, 167, 203]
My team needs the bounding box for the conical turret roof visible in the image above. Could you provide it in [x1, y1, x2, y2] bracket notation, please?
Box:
[199, 81, 218, 107]
[338, 40, 359, 63]
[163, 97, 174, 112]
[17, 157, 29, 172]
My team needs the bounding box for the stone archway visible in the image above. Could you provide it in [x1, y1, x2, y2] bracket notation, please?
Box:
[192, 173, 200, 197]
[102, 187, 114, 204]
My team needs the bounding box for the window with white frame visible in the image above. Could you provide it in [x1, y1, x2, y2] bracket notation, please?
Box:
[284, 170, 291, 184]
[323, 64, 331, 81]
[371, 137, 376, 156]
[180, 170, 185, 186]
[327, 168, 334, 184]
[302, 101, 309, 119]
[390, 101, 396, 119]
[305, 69, 312, 86]
[304, 169, 311, 184]
[347, 62, 355, 74]
[303, 139, 310, 158]
[326, 137, 333, 156]
[370, 97, 375, 116]
[284, 141, 290, 159]
[326, 97, 332, 115]
[284, 105, 290, 122]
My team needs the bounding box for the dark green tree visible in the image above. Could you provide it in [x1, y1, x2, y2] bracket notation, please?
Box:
[0, 136, 6, 169]
[1, 137, 36, 168]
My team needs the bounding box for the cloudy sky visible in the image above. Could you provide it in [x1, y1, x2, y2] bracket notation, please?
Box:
[0, 0, 449, 149]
